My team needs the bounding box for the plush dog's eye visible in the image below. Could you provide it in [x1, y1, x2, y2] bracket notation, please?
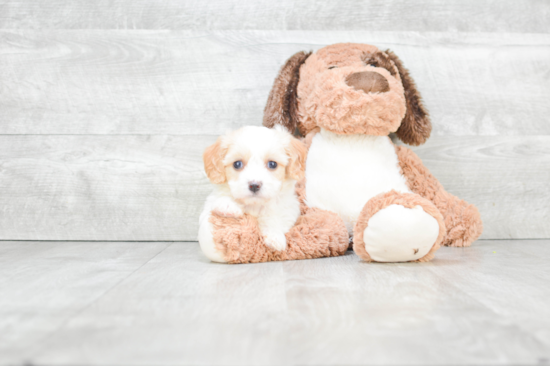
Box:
[267, 161, 278, 170]
[233, 161, 243, 170]
[328, 66, 338, 70]
[364, 59, 377, 68]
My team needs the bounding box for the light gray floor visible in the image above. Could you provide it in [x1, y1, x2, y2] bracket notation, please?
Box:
[1, 240, 549, 365]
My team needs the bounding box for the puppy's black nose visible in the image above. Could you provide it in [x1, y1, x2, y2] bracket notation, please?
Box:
[248, 181, 262, 193]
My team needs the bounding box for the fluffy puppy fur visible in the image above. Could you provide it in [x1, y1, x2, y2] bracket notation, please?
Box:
[199, 126, 307, 262]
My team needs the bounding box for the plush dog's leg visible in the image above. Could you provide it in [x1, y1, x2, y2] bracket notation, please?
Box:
[396, 146, 483, 247]
[437, 197, 483, 247]
[353, 191, 446, 263]
[209, 208, 349, 264]
[286, 208, 349, 259]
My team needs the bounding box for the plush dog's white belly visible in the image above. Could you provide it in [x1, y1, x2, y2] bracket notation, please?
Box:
[305, 129, 411, 234]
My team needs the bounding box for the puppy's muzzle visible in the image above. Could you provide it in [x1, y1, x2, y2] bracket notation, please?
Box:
[248, 181, 262, 193]
[346, 71, 390, 94]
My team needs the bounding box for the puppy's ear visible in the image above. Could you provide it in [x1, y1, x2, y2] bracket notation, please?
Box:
[203, 137, 227, 184]
[385, 49, 431, 146]
[263, 51, 311, 136]
[285, 138, 307, 181]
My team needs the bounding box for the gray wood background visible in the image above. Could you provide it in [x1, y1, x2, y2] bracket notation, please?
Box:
[0, 1, 549, 241]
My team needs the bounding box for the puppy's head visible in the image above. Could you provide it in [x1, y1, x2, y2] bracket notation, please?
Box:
[263, 43, 431, 146]
[203, 126, 306, 204]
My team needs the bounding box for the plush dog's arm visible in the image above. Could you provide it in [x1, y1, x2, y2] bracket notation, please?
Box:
[396, 146, 483, 247]
[209, 208, 348, 264]
[396, 146, 443, 199]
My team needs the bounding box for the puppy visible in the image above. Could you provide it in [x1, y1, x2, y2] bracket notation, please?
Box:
[198, 125, 307, 262]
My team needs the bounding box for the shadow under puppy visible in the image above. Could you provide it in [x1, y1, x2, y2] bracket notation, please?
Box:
[199, 126, 312, 263]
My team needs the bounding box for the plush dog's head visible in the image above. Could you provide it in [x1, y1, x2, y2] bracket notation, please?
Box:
[263, 43, 431, 145]
[203, 126, 307, 204]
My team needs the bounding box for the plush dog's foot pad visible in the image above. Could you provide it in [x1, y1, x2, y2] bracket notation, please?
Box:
[363, 204, 439, 262]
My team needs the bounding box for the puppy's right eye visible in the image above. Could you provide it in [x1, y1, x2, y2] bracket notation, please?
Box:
[233, 161, 243, 170]
[328, 66, 338, 70]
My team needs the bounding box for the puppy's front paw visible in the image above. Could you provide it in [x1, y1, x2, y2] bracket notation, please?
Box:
[212, 199, 244, 218]
[263, 231, 287, 251]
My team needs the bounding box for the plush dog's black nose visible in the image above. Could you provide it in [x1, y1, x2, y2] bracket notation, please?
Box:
[346, 71, 390, 94]
[249, 181, 262, 193]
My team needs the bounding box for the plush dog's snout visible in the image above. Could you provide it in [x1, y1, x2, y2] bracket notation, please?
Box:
[346, 71, 390, 94]
[248, 181, 262, 193]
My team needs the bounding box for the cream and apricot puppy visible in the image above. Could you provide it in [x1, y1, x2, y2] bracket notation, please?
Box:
[198, 126, 307, 262]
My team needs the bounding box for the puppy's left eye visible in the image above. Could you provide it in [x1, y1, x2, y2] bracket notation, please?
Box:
[267, 161, 278, 170]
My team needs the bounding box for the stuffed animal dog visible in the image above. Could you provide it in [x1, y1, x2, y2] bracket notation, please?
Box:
[199, 126, 349, 263]
[263, 43, 483, 262]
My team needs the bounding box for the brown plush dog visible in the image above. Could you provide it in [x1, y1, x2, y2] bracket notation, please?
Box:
[264, 43, 483, 262]
[207, 43, 482, 263]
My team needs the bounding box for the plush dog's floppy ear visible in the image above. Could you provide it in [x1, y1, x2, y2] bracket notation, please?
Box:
[285, 138, 307, 181]
[385, 50, 431, 146]
[203, 137, 227, 184]
[263, 51, 311, 135]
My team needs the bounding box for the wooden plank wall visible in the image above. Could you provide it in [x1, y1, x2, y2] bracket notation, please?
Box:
[0, 1, 549, 241]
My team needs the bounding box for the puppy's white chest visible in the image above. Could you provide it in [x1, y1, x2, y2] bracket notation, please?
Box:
[305, 130, 410, 234]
